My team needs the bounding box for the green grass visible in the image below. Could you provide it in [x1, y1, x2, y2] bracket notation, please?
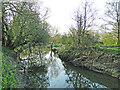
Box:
[1, 47, 20, 89]
[100, 44, 120, 47]
[99, 45, 120, 55]
[0, 41, 1, 89]
[53, 44, 62, 47]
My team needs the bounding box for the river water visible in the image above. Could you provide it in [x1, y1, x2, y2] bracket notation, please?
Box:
[21, 51, 119, 88]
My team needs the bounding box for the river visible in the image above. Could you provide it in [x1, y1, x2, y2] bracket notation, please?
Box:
[20, 51, 119, 88]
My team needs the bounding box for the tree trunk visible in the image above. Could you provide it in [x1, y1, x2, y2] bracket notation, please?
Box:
[50, 42, 53, 57]
[118, 2, 120, 45]
[118, 2, 120, 55]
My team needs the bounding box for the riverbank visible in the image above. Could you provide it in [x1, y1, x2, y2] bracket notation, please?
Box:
[59, 51, 120, 80]
[1, 46, 23, 88]
[1, 45, 49, 88]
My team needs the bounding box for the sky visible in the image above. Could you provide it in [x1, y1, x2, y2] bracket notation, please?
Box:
[40, 0, 109, 34]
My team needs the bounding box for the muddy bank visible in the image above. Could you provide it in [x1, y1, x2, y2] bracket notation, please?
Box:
[59, 53, 120, 80]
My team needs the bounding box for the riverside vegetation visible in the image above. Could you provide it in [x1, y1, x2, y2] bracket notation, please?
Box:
[0, 0, 120, 89]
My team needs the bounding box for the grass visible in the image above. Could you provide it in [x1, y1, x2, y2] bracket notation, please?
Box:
[1, 46, 20, 89]
[0, 41, 1, 90]
[99, 45, 120, 55]
[53, 44, 62, 47]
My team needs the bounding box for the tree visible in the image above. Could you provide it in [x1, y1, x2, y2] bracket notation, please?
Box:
[118, 1, 120, 45]
[103, 1, 120, 45]
[69, 0, 97, 56]
[0, 3, 2, 41]
[71, 0, 97, 46]
[101, 31, 117, 45]
[49, 27, 61, 43]
[1, 1, 50, 52]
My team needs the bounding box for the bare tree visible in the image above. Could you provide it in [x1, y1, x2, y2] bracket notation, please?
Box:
[71, 0, 97, 45]
[118, 1, 120, 45]
[104, 1, 120, 44]
[0, 3, 2, 41]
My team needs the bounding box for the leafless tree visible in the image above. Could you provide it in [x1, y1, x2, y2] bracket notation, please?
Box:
[71, 0, 97, 45]
[118, 1, 120, 45]
[104, 1, 120, 44]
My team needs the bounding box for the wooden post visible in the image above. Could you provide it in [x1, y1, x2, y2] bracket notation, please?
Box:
[29, 43, 32, 54]
[50, 42, 53, 57]
[28, 43, 32, 68]
[38, 43, 42, 65]
[39, 43, 41, 58]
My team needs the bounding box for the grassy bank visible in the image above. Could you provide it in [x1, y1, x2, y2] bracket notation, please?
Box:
[0, 42, 2, 89]
[98, 45, 120, 55]
[59, 45, 120, 79]
[1, 46, 21, 89]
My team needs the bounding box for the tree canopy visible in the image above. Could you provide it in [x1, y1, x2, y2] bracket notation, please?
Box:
[1, 1, 50, 52]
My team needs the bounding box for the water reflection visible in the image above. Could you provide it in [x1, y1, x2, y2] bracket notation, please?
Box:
[64, 65, 107, 88]
[44, 52, 73, 88]
[44, 52, 108, 88]
[24, 66, 49, 88]
[21, 52, 119, 88]
[64, 62, 119, 88]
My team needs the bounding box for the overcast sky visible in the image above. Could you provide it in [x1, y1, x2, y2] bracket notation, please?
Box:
[40, 0, 109, 34]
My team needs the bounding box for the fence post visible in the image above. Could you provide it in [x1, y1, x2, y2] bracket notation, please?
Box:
[50, 42, 53, 57]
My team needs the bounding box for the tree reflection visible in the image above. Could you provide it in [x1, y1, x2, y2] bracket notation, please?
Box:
[64, 64, 107, 88]
[19, 51, 118, 88]
[48, 55, 64, 79]
[25, 66, 49, 88]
